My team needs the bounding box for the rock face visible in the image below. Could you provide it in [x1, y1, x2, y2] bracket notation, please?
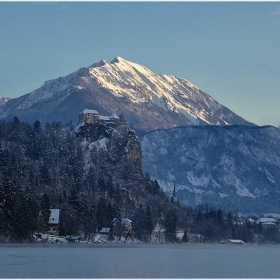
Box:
[76, 120, 142, 172]
[0, 57, 254, 136]
[140, 125, 280, 214]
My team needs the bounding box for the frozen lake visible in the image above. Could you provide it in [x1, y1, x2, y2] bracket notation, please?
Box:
[1, 243, 280, 278]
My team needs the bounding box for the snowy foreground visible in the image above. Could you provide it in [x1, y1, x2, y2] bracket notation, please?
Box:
[34, 233, 165, 244]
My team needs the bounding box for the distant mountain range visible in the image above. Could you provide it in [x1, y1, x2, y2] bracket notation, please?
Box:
[0, 57, 254, 135]
[141, 125, 280, 214]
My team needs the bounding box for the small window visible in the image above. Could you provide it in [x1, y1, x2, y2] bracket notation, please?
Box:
[53, 228, 56, 231]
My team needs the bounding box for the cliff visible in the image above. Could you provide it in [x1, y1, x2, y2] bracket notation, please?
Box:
[141, 125, 280, 214]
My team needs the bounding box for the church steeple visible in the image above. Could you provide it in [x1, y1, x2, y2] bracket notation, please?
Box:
[171, 183, 179, 204]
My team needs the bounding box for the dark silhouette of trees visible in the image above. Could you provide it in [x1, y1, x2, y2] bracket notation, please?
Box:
[164, 210, 177, 242]
[1, 118, 280, 244]
[39, 193, 51, 232]
[182, 229, 189, 242]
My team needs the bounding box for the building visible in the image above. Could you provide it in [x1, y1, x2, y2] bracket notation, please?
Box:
[100, 228, 111, 235]
[226, 239, 245, 245]
[65, 235, 83, 243]
[78, 108, 119, 124]
[261, 222, 277, 230]
[112, 218, 133, 241]
[256, 217, 278, 230]
[48, 209, 60, 236]
[256, 217, 278, 224]
[170, 184, 179, 204]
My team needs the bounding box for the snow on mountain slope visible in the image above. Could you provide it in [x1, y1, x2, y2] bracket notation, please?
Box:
[0, 68, 86, 115]
[0, 57, 254, 133]
[141, 125, 280, 214]
[87, 56, 245, 125]
[0, 97, 11, 107]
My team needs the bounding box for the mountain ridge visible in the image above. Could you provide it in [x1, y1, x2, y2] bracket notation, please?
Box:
[0, 57, 255, 135]
[140, 124, 280, 214]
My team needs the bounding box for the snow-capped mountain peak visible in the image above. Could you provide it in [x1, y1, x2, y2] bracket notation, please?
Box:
[84, 57, 248, 126]
[0, 56, 254, 134]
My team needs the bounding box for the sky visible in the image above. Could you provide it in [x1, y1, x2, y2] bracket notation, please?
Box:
[0, 1, 280, 126]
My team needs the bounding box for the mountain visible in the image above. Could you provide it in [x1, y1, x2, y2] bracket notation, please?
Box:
[140, 125, 280, 214]
[0, 57, 254, 136]
[0, 97, 11, 107]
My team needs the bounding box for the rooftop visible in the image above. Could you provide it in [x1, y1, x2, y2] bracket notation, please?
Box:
[49, 209, 60, 224]
[79, 109, 99, 115]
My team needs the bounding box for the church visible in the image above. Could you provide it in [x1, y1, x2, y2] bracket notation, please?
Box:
[170, 184, 179, 205]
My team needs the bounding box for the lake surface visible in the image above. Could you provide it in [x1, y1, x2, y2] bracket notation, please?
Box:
[0, 243, 280, 278]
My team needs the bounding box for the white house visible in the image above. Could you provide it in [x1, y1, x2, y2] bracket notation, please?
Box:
[65, 235, 83, 242]
[48, 209, 60, 236]
[261, 222, 277, 230]
[256, 217, 277, 224]
[256, 218, 278, 230]
[226, 239, 245, 245]
[100, 228, 111, 235]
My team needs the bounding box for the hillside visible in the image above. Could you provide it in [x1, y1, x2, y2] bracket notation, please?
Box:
[0, 118, 183, 241]
[141, 125, 280, 214]
[0, 57, 254, 136]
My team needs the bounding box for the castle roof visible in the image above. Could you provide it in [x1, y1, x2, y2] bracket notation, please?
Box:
[110, 113, 119, 119]
[79, 109, 99, 115]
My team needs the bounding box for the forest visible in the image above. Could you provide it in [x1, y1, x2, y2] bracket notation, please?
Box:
[0, 117, 279, 243]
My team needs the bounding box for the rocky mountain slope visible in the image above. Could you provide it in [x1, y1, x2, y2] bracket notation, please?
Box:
[0, 97, 11, 107]
[0, 57, 254, 136]
[141, 125, 280, 214]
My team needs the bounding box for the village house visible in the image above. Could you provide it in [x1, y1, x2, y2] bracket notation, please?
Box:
[256, 217, 278, 230]
[100, 228, 111, 235]
[48, 209, 60, 236]
[112, 218, 133, 241]
[256, 217, 278, 224]
[65, 235, 83, 243]
[78, 108, 119, 124]
[261, 222, 278, 230]
[226, 239, 245, 245]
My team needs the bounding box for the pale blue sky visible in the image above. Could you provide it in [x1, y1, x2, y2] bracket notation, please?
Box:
[1, 2, 280, 126]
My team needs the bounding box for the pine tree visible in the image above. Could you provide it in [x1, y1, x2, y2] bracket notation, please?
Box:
[164, 209, 177, 243]
[133, 204, 146, 241]
[0, 176, 8, 237]
[96, 197, 107, 231]
[33, 120, 42, 135]
[69, 189, 80, 211]
[144, 204, 154, 241]
[182, 229, 189, 242]
[40, 193, 51, 232]
[217, 209, 223, 224]
[60, 208, 80, 237]
[2, 175, 17, 225]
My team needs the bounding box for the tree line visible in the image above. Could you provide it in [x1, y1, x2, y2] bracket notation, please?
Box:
[0, 117, 279, 243]
[0, 117, 180, 241]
